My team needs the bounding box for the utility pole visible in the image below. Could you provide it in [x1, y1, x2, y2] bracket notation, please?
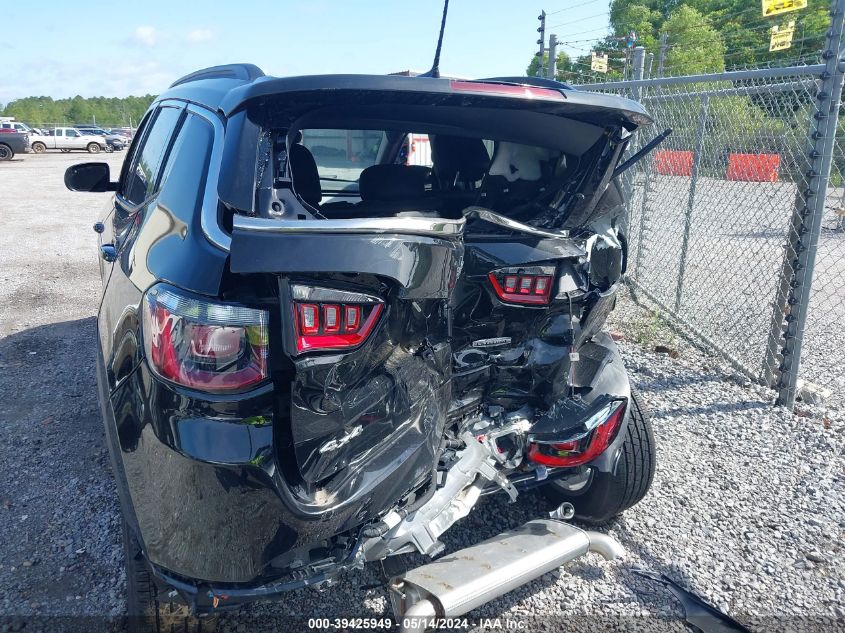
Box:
[547, 34, 558, 80]
[536, 10, 546, 76]
[656, 32, 668, 78]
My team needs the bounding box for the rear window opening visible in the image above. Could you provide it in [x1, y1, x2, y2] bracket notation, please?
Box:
[218, 85, 648, 231]
[271, 125, 603, 228]
[294, 128, 568, 222]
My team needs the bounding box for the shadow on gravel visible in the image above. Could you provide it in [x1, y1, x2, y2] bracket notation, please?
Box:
[0, 317, 122, 631]
[0, 317, 99, 431]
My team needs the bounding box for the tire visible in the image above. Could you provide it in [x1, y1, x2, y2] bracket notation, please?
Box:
[105, 145, 114, 153]
[87, 142, 101, 154]
[0, 144, 12, 161]
[32, 142, 46, 154]
[544, 389, 656, 524]
[61, 148, 71, 153]
[123, 519, 218, 633]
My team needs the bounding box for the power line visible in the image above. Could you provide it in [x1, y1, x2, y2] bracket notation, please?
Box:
[546, 0, 606, 16]
[710, 2, 827, 29]
[660, 27, 827, 54]
[553, 24, 613, 39]
[547, 11, 609, 30]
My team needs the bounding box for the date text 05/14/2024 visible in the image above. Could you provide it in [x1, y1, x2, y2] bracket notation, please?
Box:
[307, 617, 528, 630]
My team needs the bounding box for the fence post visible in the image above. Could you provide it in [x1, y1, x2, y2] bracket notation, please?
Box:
[762, 201, 804, 386]
[630, 46, 646, 100]
[622, 47, 647, 238]
[775, 0, 845, 407]
[657, 33, 668, 78]
[674, 95, 709, 313]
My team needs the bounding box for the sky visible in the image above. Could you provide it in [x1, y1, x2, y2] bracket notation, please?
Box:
[0, 0, 611, 102]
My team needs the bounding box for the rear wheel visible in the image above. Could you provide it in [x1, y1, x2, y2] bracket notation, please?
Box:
[123, 519, 218, 633]
[32, 142, 46, 153]
[0, 144, 13, 161]
[544, 389, 656, 524]
[87, 142, 101, 154]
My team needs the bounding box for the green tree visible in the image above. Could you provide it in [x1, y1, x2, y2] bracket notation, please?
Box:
[601, 0, 831, 72]
[66, 96, 91, 124]
[609, 2, 660, 51]
[526, 50, 573, 82]
[660, 6, 725, 74]
[1, 95, 156, 127]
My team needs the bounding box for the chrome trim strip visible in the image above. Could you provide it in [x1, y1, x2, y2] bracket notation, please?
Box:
[232, 214, 465, 238]
[186, 104, 231, 252]
[464, 206, 572, 240]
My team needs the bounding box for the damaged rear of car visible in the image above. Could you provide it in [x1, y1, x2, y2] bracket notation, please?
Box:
[71, 65, 656, 632]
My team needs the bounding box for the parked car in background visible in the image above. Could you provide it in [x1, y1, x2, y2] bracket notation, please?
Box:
[0, 118, 34, 134]
[108, 127, 135, 140]
[78, 128, 126, 152]
[30, 127, 107, 153]
[0, 130, 32, 160]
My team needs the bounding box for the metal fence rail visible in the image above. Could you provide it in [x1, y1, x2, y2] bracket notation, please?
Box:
[573, 0, 845, 409]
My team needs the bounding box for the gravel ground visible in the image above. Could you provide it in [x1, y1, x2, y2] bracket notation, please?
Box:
[0, 153, 843, 632]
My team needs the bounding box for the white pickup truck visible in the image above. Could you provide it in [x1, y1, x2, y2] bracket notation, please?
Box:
[30, 128, 107, 154]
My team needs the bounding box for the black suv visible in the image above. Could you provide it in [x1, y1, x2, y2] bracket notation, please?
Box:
[66, 63, 656, 632]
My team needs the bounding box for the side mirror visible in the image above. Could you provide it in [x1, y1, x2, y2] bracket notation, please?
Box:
[64, 162, 118, 192]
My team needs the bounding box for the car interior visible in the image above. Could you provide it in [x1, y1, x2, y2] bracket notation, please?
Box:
[284, 130, 579, 223]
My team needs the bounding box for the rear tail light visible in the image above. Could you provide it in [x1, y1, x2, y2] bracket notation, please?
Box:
[290, 284, 383, 353]
[142, 285, 268, 393]
[488, 266, 555, 305]
[527, 399, 626, 468]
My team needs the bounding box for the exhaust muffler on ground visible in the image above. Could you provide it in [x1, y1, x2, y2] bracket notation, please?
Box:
[388, 519, 624, 633]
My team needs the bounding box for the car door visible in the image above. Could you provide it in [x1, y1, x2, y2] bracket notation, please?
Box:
[66, 128, 85, 149]
[56, 128, 71, 149]
[97, 102, 186, 389]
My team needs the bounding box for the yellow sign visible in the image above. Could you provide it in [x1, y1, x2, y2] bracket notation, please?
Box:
[591, 52, 608, 73]
[770, 20, 796, 51]
[762, 0, 807, 17]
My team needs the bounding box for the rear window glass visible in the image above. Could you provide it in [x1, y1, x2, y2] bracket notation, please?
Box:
[301, 129, 386, 186]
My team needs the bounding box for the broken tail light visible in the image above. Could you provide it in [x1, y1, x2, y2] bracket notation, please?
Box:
[290, 284, 384, 353]
[527, 399, 626, 468]
[488, 266, 555, 305]
[142, 285, 269, 393]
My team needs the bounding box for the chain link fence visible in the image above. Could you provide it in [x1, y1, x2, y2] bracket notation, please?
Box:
[572, 2, 845, 411]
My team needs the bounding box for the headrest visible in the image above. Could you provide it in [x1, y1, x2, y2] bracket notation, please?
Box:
[431, 135, 490, 183]
[359, 165, 429, 201]
[289, 143, 322, 206]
